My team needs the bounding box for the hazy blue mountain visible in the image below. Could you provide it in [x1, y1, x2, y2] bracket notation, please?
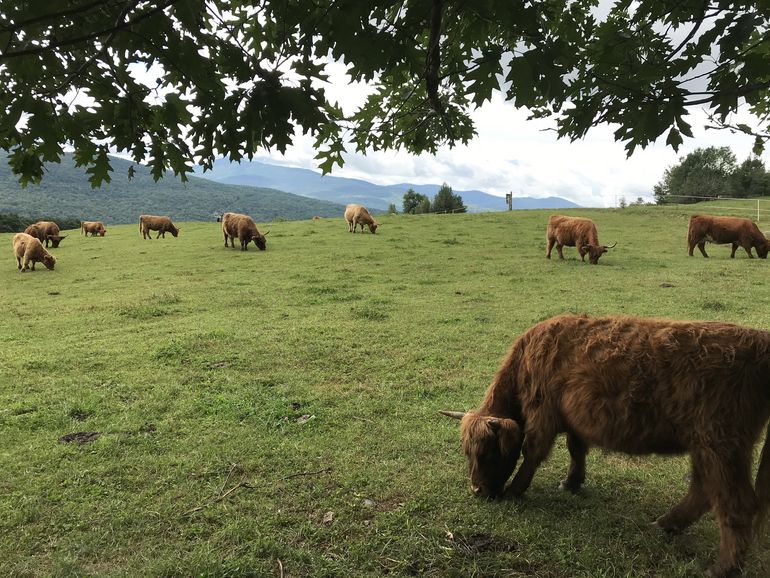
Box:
[195, 158, 581, 211]
[0, 155, 346, 224]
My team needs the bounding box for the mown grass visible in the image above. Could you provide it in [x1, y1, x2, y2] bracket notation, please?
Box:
[1, 204, 770, 577]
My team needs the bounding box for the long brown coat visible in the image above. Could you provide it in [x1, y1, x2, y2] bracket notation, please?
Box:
[13, 233, 56, 271]
[446, 314, 770, 578]
[545, 215, 612, 264]
[139, 215, 179, 239]
[24, 221, 66, 248]
[220, 212, 267, 251]
[80, 221, 106, 236]
[344, 204, 378, 234]
[687, 214, 770, 258]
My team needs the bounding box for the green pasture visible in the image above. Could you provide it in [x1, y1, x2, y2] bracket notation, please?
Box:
[1, 203, 770, 577]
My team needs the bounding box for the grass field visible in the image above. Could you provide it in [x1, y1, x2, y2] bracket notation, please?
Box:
[2, 204, 770, 577]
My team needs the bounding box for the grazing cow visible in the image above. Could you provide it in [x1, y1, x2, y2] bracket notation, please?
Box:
[24, 221, 66, 248]
[344, 204, 379, 234]
[545, 215, 615, 264]
[80, 221, 106, 237]
[312, 215, 321, 220]
[687, 215, 770, 259]
[441, 314, 770, 578]
[220, 212, 268, 251]
[139, 215, 179, 239]
[12, 233, 56, 271]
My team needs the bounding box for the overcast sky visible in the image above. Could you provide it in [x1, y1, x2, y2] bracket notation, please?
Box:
[245, 92, 767, 209]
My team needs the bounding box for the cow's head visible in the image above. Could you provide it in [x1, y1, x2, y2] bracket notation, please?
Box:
[442, 410, 523, 498]
[49, 235, 66, 248]
[368, 222, 379, 234]
[42, 253, 56, 270]
[170, 227, 180, 237]
[253, 230, 269, 251]
[758, 237, 770, 259]
[581, 241, 616, 264]
[99, 230, 106, 237]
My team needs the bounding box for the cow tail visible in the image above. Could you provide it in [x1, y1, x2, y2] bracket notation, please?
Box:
[754, 419, 770, 535]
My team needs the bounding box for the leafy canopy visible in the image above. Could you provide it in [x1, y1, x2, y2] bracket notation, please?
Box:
[654, 146, 770, 203]
[2, 0, 770, 186]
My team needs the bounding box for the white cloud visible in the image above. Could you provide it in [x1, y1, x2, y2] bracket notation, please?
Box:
[255, 88, 769, 208]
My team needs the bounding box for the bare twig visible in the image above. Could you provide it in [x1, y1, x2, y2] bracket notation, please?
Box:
[277, 558, 284, 578]
[281, 467, 332, 481]
[182, 481, 254, 516]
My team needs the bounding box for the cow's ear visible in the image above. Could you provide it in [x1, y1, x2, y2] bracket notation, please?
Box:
[59, 235, 67, 239]
[581, 245, 590, 252]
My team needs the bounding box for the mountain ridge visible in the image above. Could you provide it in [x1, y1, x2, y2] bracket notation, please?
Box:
[0, 155, 346, 224]
[196, 158, 581, 211]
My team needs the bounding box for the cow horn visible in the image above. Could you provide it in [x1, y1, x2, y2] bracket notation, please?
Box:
[439, 410, 466, 420]
[263, 230, 270, 236]
[606, 242, 617, 249]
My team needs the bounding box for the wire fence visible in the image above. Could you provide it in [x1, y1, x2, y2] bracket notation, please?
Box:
[651, 195, 770, 222]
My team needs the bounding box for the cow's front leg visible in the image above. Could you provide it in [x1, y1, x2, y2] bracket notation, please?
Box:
[654, 456, 709, 533]
[744, 245, 754, 258]
[730, 243, 738, 258]
[506, 430, 557, 497]
[559, 432, 587, 492]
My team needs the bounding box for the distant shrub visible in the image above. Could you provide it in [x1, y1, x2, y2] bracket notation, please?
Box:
[0, 213, 80, 233]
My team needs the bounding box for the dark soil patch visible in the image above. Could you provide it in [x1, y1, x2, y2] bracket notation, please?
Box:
[58, 431, 101, 444]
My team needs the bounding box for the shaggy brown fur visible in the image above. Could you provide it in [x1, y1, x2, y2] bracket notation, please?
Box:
[344, 204, 379, 234]
[545, 215, 613, 264]
[80, 221, 106, 236]
[24, 221, 66, 248]
[450, 314, 770, 578]
[13, 233, 56, 271]
[139, 215, 179, 239]
[220, 212, 268, 251]
[687, 215, 770, 259]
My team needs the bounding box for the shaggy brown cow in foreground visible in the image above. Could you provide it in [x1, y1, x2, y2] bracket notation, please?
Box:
[442, 314, 770, 578]
[24, 221, 66, 248]
[546, 215, 615, 264]
[139, 215, 179, 239]
[80, 221, 106, 236]
[12, 233, 56, 271]
[220, 212, 268, 251]
[344, 204, 379, 234]
[687, 215, 770, 258]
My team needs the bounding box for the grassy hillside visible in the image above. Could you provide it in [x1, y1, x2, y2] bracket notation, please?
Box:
[0, 154, 346, 224]
[2, 204, 770, 577]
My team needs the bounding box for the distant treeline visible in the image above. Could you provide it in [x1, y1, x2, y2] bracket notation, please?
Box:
[0, 213, 81, 233]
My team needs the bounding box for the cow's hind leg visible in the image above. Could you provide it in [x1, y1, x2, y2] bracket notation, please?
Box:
[654, 454, 709, 533]
[700, 447, 756, 578]
[546, 238, 555, 259]
[697, 241, 708, 257]
[556, 244, 565, 260]
[506, 427, 558, 497]
[559, 432, 587, 492]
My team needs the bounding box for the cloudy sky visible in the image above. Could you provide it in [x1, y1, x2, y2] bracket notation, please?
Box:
[246, 68, 768, 209]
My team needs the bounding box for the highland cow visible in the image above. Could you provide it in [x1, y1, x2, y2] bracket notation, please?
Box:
[344, 204, 379, 234]
[220, 212, 268, 251]
[139, 215, 179, 239]
[80, 221, 106, 237]
[687, 215, 770, 259]
[546, 215, 615, 264]
[442, 314, 770, 578]
[12, 233, 56, 271]
[24, 221, 66, 248]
